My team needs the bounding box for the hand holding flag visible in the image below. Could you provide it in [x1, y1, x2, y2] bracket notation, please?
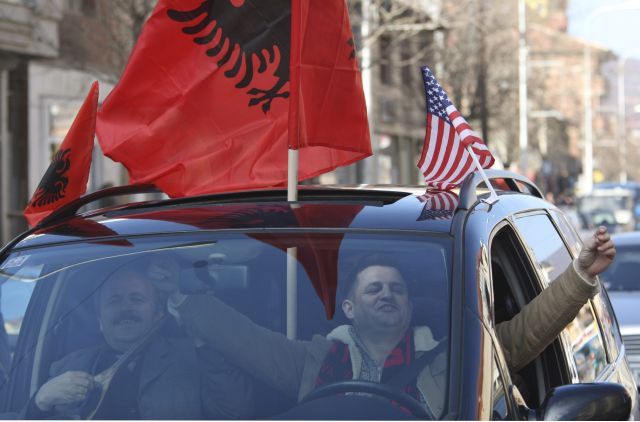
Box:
[24, 81, 99, 227]
[417, 66, 495, 190]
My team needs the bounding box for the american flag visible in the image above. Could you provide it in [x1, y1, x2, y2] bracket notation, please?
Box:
[417, 66, 495, 190]
[416, 190, 459, 221]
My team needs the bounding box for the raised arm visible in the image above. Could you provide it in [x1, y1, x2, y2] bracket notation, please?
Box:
[147, 257, 313, 399]
[496, 226, 615, 372]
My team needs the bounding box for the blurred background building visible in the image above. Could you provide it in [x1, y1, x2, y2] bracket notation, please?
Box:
[0, 0, 637, 243]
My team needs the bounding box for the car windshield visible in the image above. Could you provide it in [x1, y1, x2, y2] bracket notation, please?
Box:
[600, 247, 640, 292]
[0, 230, 451, 419]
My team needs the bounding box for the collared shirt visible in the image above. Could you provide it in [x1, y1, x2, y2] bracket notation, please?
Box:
[347, 327, 428, 409]
[348, 326, 384, 382]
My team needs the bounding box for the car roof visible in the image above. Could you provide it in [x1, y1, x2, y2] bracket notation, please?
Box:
[10, 170, 545, 250]
[13, 187, 455, 249]
[611, 231, 640, 247]
[595, 182, 640, 190]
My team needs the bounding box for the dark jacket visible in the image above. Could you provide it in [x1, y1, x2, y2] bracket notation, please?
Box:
[25, 335, 253, 419]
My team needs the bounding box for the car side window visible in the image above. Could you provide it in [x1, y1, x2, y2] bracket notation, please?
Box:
[548, 210, 581, 257]
[491, 353, 509, 420]
[590, 289, 622, 361]
[513, 213, 571, 285]
[490, 225, 565, 407]
[514, 213, 607, 382]
[549, 209, 622, 362]
[0, 259, 40, 371]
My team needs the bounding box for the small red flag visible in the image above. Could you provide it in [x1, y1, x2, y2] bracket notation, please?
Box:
[24, 81, 99, 227]
[96, 0, 371, 198]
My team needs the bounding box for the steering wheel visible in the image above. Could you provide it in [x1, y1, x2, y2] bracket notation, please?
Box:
[300, 380, 433, 419]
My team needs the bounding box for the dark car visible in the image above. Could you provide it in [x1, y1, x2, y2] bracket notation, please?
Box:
[0, 170, 636, 420]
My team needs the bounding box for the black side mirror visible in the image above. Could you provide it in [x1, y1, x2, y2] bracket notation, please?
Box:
[536, 383, 631, 421]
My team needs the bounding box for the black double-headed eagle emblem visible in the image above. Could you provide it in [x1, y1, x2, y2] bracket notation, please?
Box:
[29, 148, 72, 208]
[167, 0, 291, 114]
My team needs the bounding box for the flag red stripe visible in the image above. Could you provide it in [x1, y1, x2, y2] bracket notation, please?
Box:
[419, 86, 495, 190]
[417, 115, 431, 168]
[422, 119, 446, 181]
[427, 120, 453, 181]
[437, 133, 466, 183]
[421, 116, 446, 178]
[436, 123, 456, 180]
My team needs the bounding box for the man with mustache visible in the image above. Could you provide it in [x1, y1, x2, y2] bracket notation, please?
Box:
[162, 226, 615, 418]
[24, 261, 253, 419]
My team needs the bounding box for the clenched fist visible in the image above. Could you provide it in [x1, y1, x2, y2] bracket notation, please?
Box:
[578, 226, 616, 277]
[34, 370, 95, 411]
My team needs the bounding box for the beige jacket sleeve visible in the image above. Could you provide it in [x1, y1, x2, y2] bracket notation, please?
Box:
[495, 260, 599, 372]
[176, 294, 309, 399]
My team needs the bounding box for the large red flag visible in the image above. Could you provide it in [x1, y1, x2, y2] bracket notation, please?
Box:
[96, 0, 371, 198]
[24, 81, 99, 227]
[123, 203, 364, 318]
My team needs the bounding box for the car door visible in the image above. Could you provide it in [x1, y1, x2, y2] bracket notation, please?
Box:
[489, 217, 572, 408]
[548, 208, 639, 417]
[488, 203, 634, 420]
[511, 211, 610, 381]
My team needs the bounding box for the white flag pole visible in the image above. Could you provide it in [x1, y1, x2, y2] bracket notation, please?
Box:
[287, 148, 299, 202]
[465, 145, 499, 204]
[286, 148, 299, 339]
[286, 245, 298, 340]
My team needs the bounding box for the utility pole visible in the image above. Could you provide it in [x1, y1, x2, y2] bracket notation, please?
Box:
[618, 55, 627, 184]
[581, 2, 640, 194]
[360, 0, 377, 184]
[518, 0, 528, 175]
[0, 69, 8, 244]
[582, 30, 594, 194]
[478, 0, 488, 144]
[616, 49, 640, 184]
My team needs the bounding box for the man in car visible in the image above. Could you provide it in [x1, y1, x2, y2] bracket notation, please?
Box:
[23, 259, 254, 420]
[159, 226, 614, 417]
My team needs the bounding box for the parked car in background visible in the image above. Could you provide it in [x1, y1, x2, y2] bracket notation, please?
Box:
[576, 187, 636, 233]
[0, 170, 635, 419]
[600, 231, 640, 387]
[595, 182, 640, 230]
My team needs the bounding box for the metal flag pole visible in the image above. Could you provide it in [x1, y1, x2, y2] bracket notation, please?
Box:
[286, 148, 299, 339]
[287, 149, 299, 202]
[286, 0, 301, 339]
[465, 145, 498, 204]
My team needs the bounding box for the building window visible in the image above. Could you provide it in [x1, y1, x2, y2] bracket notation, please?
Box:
[46, 100, 82, 159]
[67, 0, 96, 16]
[82, 0, 97, 16]
[401, 40, 412, 84]
[380, 98, 396, 123]
[379, 35, 391, 85]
